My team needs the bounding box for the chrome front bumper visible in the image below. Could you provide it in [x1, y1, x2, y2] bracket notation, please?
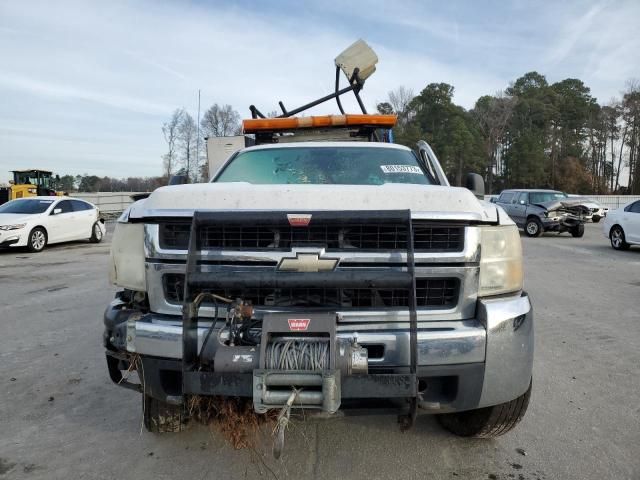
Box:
[105, 292, 532, 408]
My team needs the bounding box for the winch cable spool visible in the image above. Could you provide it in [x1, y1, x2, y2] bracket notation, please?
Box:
[265, 339, 330, 371]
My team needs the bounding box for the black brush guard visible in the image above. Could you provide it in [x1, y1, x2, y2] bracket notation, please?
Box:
[181, 210, 420, 427]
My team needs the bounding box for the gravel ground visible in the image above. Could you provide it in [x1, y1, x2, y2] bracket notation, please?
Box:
[0, 222, 638, 480]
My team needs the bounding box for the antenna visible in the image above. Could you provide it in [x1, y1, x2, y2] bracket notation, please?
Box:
[196, 89, 201, 182]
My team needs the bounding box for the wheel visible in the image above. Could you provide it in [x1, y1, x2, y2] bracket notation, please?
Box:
[524, 218, 543, 237]
[27, 227, 47, 252]
[90, 222, 104, 243]
[143, 394, 186, 433]
[610, 226, 630, 251]
[438, 380, 531, 438]
[570, 224, 585, 237]
[592, 216, 601, 223]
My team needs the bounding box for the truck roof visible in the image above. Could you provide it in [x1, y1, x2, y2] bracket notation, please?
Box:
[500, 189, 564, 193]
[238, 141, 412, 154]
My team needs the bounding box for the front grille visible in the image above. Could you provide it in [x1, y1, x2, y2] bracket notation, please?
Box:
[413, 224, 464, 251]
[160, 223, 191, 249]
[163, 273, 459, 309]
[159, 222, 464, 252]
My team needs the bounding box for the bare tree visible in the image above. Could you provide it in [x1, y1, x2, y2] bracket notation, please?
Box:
[388, 86, 415, 125]
[602, 101, 621, 192]
[200, 104, 241, 138]
[614, 99, 629, 192]
[472, 92, 517, 193]
[622, 79, 640, 193]
[162, 108, 184, 179]
[178, 112, 198, 182]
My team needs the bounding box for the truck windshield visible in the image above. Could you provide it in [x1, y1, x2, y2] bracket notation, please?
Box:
[0, 199, 54, 214]
[214, 146, 432, 185]
[529, 192, 568, 204]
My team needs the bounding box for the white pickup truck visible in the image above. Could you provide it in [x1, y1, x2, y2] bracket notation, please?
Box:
[103, 113, 533, 446]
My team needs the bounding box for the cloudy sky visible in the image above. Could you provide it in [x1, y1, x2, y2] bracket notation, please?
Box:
[1, 0, 638, 182]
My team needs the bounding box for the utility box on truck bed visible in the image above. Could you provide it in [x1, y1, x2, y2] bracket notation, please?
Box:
[206, 135, 253, 179]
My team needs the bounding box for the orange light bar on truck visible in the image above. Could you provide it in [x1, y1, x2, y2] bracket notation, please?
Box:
[242, 114, 397, 133]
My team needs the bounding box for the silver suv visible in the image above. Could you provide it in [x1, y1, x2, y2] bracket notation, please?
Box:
[495, 189, 587, 237]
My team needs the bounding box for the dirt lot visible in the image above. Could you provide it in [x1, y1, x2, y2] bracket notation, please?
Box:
[1, 222, 639, 480]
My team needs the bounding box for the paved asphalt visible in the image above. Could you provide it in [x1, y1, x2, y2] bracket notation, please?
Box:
[0, 222, 638, 480]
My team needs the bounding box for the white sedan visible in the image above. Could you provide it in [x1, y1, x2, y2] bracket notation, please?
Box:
[603, 199, 640, 250]
[0, 196, 105, 252]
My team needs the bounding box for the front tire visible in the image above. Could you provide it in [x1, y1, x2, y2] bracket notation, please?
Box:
[143, 394, 186, 433]
[90, 222, 104, 243]
[610, 226, 630, 250]
[570, 224, 585, 237]
[27, 227, 47, 252]
[438, 380, 531, 438]
[592, 216, 601, 223]
[524, 218, 543, 237]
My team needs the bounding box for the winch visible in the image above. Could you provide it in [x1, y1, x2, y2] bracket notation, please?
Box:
[252, 312, 367, 414]
[196, 308, 369, 413]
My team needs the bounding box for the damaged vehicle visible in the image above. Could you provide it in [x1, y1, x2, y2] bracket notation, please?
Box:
[567, 197, 608, 223]
[103, 40, 533, 454]
[496, 189, 588, 237]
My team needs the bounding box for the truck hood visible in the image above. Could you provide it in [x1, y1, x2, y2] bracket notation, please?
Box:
[129, 183, 502, 223]
[532, 199, 591, 214]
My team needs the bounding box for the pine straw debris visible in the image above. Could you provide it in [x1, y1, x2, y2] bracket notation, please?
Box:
[187, 395, 277, 449]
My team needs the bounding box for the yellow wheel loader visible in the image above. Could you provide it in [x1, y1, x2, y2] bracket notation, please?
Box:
[0, 169, 64, 205]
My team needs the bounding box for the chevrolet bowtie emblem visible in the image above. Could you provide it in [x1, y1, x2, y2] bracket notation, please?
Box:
[278, 252, 339, 272]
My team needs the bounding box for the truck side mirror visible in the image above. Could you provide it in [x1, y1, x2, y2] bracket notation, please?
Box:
[465, 173, 484, 199]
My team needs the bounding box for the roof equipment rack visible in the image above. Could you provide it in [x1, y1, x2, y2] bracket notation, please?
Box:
[246, 40, 392, 144]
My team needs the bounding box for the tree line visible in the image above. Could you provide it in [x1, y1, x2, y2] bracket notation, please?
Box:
[378, 73, 640, 194]
[52, 174, 165, 193]
[157, 73, 640, 195]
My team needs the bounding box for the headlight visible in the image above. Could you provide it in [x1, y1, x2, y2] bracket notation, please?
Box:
[0, 223, 26, 231]
[479, 225, 523, 297]
[109, 222, 145, 290]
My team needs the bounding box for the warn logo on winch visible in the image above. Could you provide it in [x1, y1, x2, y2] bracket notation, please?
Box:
[288, 319, 310, 331]
[287, 214, 312, 227]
